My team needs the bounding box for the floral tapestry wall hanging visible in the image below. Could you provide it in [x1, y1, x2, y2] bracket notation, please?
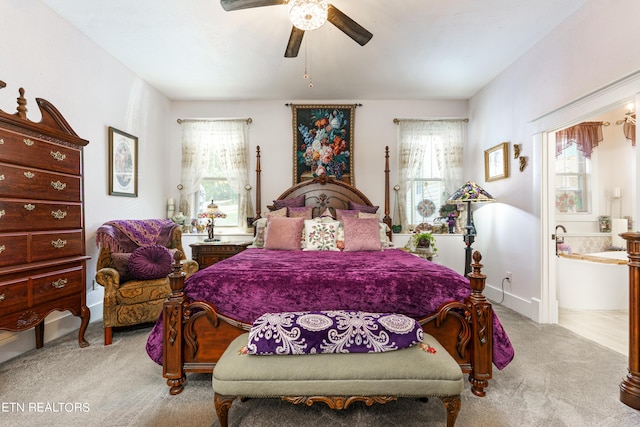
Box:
[291, 104, 355, 184]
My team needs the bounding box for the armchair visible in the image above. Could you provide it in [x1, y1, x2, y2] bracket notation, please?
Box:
[95, 219, 198, 345]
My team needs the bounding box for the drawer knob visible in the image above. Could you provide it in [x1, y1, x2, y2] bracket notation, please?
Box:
[23, 138, 34, 146]
[0, 138, 4, 144]
[0, 174, 4, 181]
[51, 209, 67, 220]
[0, 245, 5, 253]
[24, 204, 35, 211]
[24, 171, 35, 179]
[50, 150, 66, 161]
[0, 293, 5, 302]
[0, 209, 5, 218]
[51, 180, 67, 191]
[52, 279, 67, 289]
[51, 239, 67, 249]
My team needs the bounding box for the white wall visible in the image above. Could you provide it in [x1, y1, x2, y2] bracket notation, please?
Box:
[468, 0, 640, 320]
[0, 1, 171, 361]
[168, 100, 468, 214]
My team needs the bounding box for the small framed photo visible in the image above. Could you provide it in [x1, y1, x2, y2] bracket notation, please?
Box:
[484, 142, 509, 182]
[108, 126, 138, 197]
[598, 215, 611, 232]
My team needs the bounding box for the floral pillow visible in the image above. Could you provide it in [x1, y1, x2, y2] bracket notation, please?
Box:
[303, 219, 340, 251]
[247, 310, 424, 355]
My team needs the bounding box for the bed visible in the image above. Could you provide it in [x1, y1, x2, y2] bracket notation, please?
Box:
[146, 146, 514, 396]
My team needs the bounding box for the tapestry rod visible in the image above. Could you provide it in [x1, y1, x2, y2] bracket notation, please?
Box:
[393, 118, 469, 124]
[177, 118, 252, 124]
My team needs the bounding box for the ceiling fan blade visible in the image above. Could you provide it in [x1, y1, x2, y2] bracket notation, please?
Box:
[327, 4, 373, 46]
[285, 27, 305, 58]
[220, 0, 287, 12]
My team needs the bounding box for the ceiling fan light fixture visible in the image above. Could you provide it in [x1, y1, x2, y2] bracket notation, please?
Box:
[289, 0, 328, 31]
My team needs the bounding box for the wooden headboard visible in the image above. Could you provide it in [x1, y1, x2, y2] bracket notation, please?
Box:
[254, 146, 392, 238]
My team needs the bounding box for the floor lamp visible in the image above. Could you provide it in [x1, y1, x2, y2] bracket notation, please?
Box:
[447, 182, 495, 276]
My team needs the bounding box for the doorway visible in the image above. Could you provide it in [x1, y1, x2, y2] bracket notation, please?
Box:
[535, 71, 640, 352]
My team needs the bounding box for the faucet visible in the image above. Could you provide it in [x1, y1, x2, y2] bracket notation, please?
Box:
[554, 225, 567, 256]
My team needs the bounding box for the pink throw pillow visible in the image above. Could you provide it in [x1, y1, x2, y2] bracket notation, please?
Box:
[342, 217, 382, 251]
[264, 217, 305, 250]
[288, 206, 313, 219]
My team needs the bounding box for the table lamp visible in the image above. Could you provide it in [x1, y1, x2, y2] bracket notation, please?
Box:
[201, 200, 227, 242]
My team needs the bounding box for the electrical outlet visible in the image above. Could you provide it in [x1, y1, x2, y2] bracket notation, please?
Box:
[505, 271, 512, 282]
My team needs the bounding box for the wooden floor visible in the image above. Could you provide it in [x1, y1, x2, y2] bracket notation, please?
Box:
[559, 309, 628, 356]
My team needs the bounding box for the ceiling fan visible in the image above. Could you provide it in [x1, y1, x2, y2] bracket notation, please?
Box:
[220, 0, 373, 58]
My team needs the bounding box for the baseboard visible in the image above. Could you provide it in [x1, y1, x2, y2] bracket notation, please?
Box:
[485, 282, 539, 322]
[0, 300, 103, 365]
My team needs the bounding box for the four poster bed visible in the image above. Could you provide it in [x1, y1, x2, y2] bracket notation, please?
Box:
[145, 146, 514, 396]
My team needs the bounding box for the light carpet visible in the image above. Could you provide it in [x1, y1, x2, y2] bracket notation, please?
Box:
[1, 304, 639, 426]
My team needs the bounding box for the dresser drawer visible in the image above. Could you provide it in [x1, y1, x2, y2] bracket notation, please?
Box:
[0, 279, 29, 315]
[30, 230, 84, 262]
[32, 266, 83, 306]
[0, 233, 28, 267]
[0, 163, 81, 202]
[0, 200, 82, 231]
[0, 129, 81, 175]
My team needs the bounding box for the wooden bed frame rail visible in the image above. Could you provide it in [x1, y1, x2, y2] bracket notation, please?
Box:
[161, 145, 493, 396]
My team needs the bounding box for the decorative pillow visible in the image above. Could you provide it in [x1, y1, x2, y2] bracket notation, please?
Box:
[251, 217, 268, 248]
[262, 207, 287, 218]
[349, 201, 379, 214]
[335, 209, 359, 221]
[128, 245, 173, 280]
[303, 220, 340, 251]
[318, 208, 335, 219]
[264, 217, 305, 250]
[247, 310, 424, 355]
[109, 253, 132, 282]
[357, 211, 379, 219]
[342, 217, 382, 251]
[288, 206, 313, 219]
[273, 194, 305, 210]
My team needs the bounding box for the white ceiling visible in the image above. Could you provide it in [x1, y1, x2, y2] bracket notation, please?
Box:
[41, 0, 589, 101]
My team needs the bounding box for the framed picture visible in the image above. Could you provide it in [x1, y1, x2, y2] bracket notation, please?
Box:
[291, 104, 355, 184]
[484, 142, 509, 182]
[108, 126, 138, 197]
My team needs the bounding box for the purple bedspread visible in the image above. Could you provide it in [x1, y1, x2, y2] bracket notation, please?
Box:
[146, 248, 514, 369]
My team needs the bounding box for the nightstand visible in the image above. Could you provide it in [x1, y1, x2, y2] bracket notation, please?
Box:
[190, 241, 252, 270]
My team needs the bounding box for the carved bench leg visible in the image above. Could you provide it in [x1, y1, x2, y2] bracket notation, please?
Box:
[214, 393, 236, 427]
[440, 395, 461, 427]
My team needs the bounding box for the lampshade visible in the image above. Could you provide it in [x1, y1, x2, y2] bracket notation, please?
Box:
[289, 0, 328, 31]
[202, 200, 227, 220]
[447, 181, 496, 204]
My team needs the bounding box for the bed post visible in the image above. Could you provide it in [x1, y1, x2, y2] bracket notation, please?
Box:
[466, 251, 492, 397]
[383, 146, 392, 239]
[255, 145, 261, 219]
[620, 232, 640, 409]
[163, 258, 187, 395]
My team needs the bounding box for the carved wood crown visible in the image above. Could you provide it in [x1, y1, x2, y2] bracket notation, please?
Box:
[0, 79, 89, 147]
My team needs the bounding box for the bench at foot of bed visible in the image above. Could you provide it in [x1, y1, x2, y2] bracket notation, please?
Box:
[212, 333, 464, 427]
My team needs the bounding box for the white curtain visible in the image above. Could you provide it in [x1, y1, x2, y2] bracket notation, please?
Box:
[396, 119, 465, 231]
[179, 119, 250, 225]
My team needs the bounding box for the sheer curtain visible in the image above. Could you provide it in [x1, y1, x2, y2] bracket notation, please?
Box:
[396, 119, 465, 231]
[555, 121, 604, 158]
[179, 119, 250, 225]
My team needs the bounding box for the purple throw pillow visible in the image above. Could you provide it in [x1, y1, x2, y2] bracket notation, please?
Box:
[273, 194, 305, 210]
[348, 200, 379, 214]
[109, 253, 132, 282]
[128, 245, 173, 280]
[247, 310, 423, 355]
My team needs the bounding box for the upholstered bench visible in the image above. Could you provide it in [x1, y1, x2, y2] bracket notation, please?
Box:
[212, 332, 464, 427]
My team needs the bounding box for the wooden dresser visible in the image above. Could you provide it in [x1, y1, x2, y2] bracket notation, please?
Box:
[0, 81, 90, 348]
[190, 241, 251, 270]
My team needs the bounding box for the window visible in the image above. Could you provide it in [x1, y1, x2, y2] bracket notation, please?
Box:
[179, 119, 251, 230]
[396, 120, 465, 231]
[555, 143, 591, 214]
